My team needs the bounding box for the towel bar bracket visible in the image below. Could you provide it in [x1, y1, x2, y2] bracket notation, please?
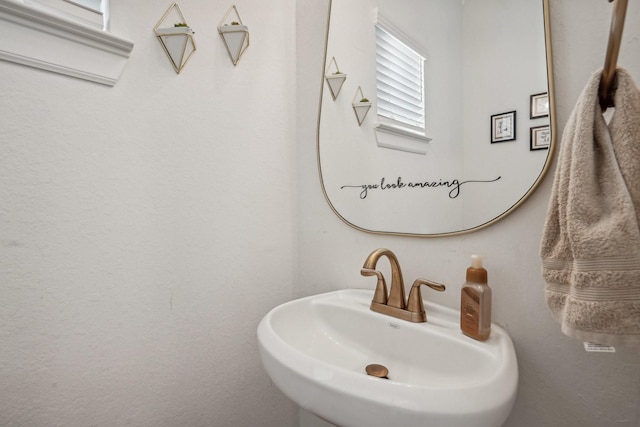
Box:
[599, 0, 628, 110]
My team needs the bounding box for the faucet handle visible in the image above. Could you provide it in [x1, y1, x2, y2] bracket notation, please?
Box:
[406, 279, 446, 321]
[361, 268, 388, 305]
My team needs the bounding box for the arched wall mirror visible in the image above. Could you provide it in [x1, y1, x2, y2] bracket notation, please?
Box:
[318, 0, 556, 236]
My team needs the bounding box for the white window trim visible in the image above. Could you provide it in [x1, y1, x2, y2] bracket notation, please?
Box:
[374, 122, 431, 154]
[374, 11, 431, 154]
[375, 14, 429, 60]
[25, 0, 110, 31]
[0, 0, 134, 86]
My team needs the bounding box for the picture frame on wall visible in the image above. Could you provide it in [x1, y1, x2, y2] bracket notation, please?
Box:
[530, 125, 551, 150]
[491, 111, 516, 143]
[530, 92, 549, 118]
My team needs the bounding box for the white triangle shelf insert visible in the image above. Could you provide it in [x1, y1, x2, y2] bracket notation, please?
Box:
[154, 3, 197, 74]
[218, 5, 250, 66]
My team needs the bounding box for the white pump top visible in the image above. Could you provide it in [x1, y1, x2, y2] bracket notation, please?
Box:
[471, 254, 484, 269]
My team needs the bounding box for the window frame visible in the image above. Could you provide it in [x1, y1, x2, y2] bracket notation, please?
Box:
[0, 0, 133, 86]
[24, 0, 110, 31]
[374, 14, 431, 153]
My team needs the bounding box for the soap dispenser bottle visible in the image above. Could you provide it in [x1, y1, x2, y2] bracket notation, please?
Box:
[460, 254, 492, 341]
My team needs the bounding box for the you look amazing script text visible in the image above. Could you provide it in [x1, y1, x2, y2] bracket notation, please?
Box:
[340, 176, 502, 199]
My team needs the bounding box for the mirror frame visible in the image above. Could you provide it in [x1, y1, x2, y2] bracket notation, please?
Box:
[316, 0, 556, 237]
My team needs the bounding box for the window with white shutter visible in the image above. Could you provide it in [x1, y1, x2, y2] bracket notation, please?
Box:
[376, 24, 425, 132]
[374, 21, 430, 154]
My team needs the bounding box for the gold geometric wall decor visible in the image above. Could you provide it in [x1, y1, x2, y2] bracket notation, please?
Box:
[325, 57, 347, 101]
[218, 5, 250, 66]
[154, 3, 197, 74]
[352, 86, 372, 126]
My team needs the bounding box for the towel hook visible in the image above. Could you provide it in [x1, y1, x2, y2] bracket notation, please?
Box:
[598, 0, 628, 110]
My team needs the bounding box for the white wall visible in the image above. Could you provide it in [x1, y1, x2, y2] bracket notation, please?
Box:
[0, 0, 298, 426]
[298, 0, 640, 426]
[1, 0, 639, 426]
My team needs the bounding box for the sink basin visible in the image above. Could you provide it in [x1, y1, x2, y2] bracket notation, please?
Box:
[257, 289, 518, 427]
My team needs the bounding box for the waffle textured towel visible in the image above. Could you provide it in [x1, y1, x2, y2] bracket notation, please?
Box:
[541, 68, 640, 347]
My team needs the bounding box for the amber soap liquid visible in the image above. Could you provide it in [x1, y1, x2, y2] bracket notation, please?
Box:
[460, 255, 492, 341]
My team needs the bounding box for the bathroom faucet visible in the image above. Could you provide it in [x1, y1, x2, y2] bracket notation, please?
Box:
[361, 248, 445, 323]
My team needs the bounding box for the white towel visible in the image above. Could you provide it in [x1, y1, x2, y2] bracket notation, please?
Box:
[541, 67, 640, 347]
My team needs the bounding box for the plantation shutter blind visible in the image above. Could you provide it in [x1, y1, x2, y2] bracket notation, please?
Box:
[375, 24, 425, 130]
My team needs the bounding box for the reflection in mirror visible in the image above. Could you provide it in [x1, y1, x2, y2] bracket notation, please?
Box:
[318, 0, 555, 236]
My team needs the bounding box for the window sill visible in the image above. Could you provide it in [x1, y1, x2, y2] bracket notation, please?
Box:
[374, 122, 431, 155]
[0, 0, 134, 86]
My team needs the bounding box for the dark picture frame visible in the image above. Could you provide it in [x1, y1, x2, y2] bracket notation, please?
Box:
[491, 111, 516, 143]
[530, 92, 549, 119]
[530, 125, 550, 150]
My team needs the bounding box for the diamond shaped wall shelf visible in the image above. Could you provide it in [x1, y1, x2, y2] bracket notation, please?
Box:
[154, 3, 196, 74]
[325, 57, 347, 101]
[218, 5, 250, 66]
[352, 86, 372, 126]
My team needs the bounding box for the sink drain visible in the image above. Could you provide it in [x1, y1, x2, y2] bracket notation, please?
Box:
[365, 364, 389, 379]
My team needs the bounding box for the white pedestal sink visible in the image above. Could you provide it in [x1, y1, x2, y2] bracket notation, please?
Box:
[257, 289, 518, 427]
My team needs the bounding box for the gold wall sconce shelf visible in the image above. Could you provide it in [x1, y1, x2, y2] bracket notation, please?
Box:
[352, 86, 372, 126]
[218, 5, 250, 66]
[154, 2, 197, 74]
[325, 56, 347, 100]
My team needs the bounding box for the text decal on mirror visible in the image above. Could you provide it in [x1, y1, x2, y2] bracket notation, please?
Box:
[341, 176, 502, 200]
